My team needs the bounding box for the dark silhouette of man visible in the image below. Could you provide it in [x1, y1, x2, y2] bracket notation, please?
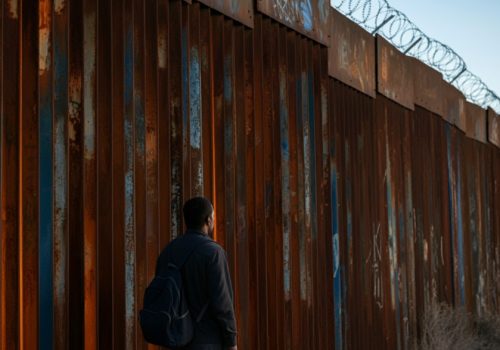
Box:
[154, 197, 237, 350]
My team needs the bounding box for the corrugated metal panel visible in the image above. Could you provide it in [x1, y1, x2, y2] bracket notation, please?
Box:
[197, 0, 254, 28]
[328, 8, 376, 98]
[1, 2, 335, 349]
[412, 58, 445, 116]
[328, 77, 500, 349]
[488, 108, 500, 148]
[376, 35, 415, 111]
[257, 0, 331, 45]
[444, 84, 467, 132]
[1, 2, 500, 350]
[465, 101, 487, 143]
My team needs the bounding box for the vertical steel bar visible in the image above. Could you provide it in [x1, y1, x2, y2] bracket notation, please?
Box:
[83, 0, 97, 347]
[211, 12, 224, 245]
[132, 0, 145, 348]
[123, 0, 136, 346]
[261, 17, 277, 350]
[181, 1, 190, 206]
[38, 0, 53, 348]
[234, 24, 250, 350]
[53, 0, 69, 347]
[169, 0, 183, 240]
[286, 29, 301, 350]
[222, 18, 236, 302]
[144, 0, 160, 337]
[0, 0, 20, 348]
[252, 14, 268, 349]
[330, 80, 343, 350]
[278, 24, 291, 350]
[243, 25, 257, 350]
[111, 0, 126, 346]
[68, 0, 85, 345]
[20, 0, 39, 347]
[188, 3, 203, 197]
[270, 21, 284, 350]
[157, 0, 170, 247]
[97, 0, 113, 347]
[200, 6, 212, 202]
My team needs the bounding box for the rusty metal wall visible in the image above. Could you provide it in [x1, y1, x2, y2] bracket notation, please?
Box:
[329, 79, 500, 349]
[0, 1, 334, 349]
[1, 1, 499, 350]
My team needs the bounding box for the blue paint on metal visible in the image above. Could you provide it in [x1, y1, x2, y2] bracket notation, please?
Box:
[124, 26, 136, 350]
[182, 27, 189, 151]
[399, 205, 409, 349]
[318, 0, 328, 23]
[302, 71, 311, 234]
[189, 47, 202, 150]
[297, 75, 307, 302]
[456, 144, 465, 305]
[467, 158, 479, 302]
[331, 161, 343, 350]
[224, 56, 232, 104]
[445, 126, 457, 302]
[39, 68, 54, 350]
[300, 0, 313, 31]
[134, 96, 145, 156]
[307, 69, 318, 240]
[483, 161, 491, 261]
[343, 137, 351, 346]
[279, 66, 291, 298]
[344, 142, 352, 243]
[385, 136, 401, 349]
[223, 55, 233, 157]
[231, 0, 240, 13]
[53, 19, 68, 343]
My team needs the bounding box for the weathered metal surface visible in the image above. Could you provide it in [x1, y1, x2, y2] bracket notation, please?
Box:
[376, 35, 415, 110]
[444, 83, 467, 131]
[465, 101, 487, 143]
[197, 0, 254, 28]
[328, 8, 376, 98]
[2, 2, 500, 350]
[1, 0, 21, 348]
[21, 1, 40, 348]
[257, 0, 331, 45]
[488, 108, 500, 148]
[411, 57, 445, 116]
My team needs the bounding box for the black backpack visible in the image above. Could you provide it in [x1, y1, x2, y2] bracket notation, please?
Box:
[139, 238, 209, 348]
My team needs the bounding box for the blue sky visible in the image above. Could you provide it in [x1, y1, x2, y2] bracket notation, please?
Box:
[387, 0, 500, 96]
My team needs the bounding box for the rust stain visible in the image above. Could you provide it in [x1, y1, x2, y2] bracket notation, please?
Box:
[39, 0, 51, 74]
[69, 74, 82, 145]
[488, 109, 500, 147]
[158, 31, 167, 69]
[329, 9, 375, 97]
[83, 12, 96, 160]
[7, 0, 18, 19]
[55, 0, 66, 14]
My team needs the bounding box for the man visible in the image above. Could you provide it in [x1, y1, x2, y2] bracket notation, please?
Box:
[155, 197, 237, 350]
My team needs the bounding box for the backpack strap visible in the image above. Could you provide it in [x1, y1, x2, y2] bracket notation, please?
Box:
[196, 302, 209, 323]
[176, 237, 211, 323]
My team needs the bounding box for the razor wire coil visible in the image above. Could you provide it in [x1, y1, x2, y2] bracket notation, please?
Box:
[331, 0, 500, 113]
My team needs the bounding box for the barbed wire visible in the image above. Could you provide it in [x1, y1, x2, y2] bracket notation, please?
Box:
[331, 0, 500, 113]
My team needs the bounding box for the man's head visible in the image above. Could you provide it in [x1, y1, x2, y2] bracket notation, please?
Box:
[183, 197, 214, 235]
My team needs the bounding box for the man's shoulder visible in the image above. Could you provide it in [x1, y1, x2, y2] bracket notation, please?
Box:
[194, 236, 226, 259]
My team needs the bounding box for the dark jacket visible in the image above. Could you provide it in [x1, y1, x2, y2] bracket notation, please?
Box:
[155, 230, 237, 349]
